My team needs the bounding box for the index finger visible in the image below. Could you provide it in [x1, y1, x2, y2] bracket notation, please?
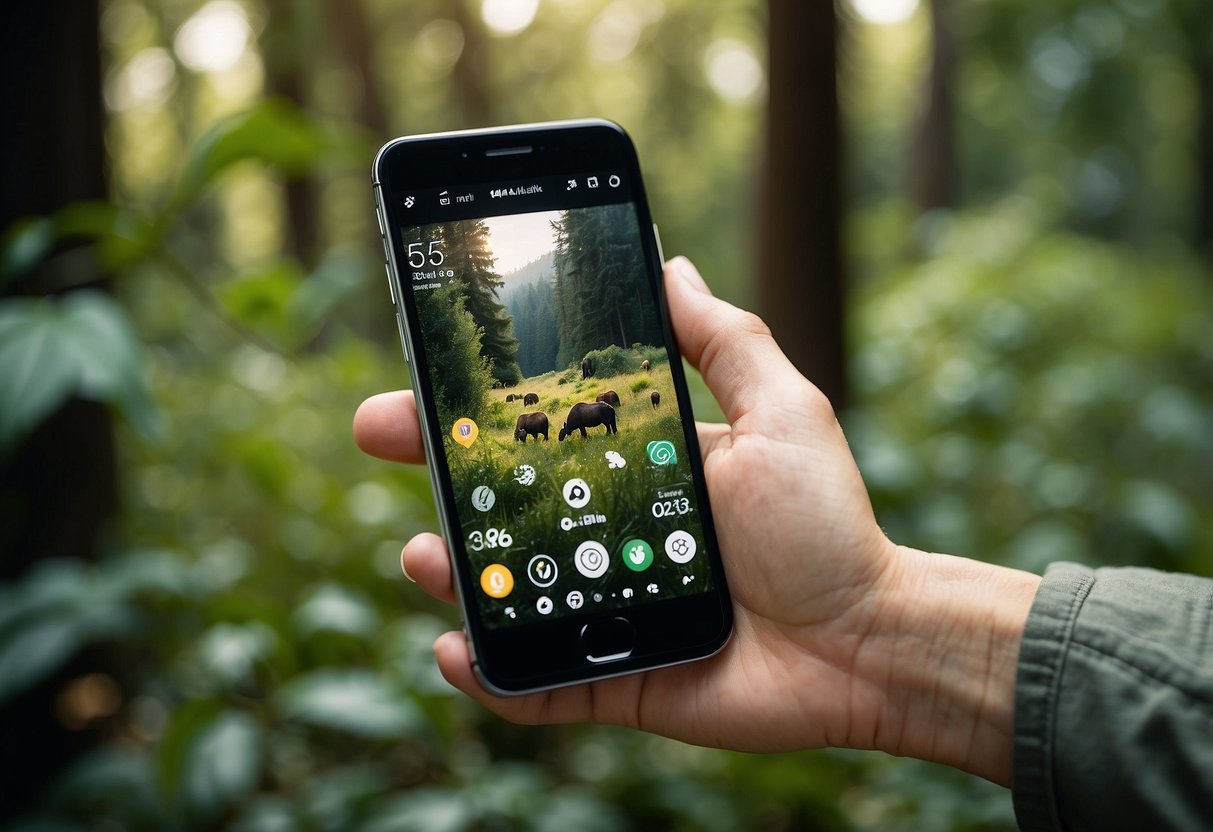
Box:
[353, 390, 426, 464]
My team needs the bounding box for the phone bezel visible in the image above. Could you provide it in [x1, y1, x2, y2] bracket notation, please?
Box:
[373, 120, 732, 693]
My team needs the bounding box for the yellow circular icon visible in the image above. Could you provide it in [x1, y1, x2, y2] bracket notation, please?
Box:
[452, 418, 479, 448]
[480, 563, 514, 598]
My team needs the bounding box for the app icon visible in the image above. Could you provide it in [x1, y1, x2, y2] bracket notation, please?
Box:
[664, 530, 697, 564]
[452, 418, 479, 448]
[587, 176, 599, 188]
[439, 190, 451, 205]
[574, 539, 609, 578]
[605, 450, 626, 469]
[621, 538, 654, 572]
[682, 575, 694, 585]
[566, 179, 578, 190]
[592, 592, 603, 602]
[404, 195, 415, 208]
[480, 563, 513, 598]
[622, 587, 634, 599]
[504, 606, 516, 619]
[562, 477, 591, 508]
[536, 596, 554, 615]
[565, 590, 584, 609]
[513, 464, 536, 486]
[646, 583, 659, 594]
[471, 485, 496, 512]
[527, 554, 558, 588]
[608, 174, 621, 188]
[647, 440, 677, 465]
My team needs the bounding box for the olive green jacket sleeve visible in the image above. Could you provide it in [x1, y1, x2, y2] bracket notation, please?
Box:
[1012, 562, 1213, 831]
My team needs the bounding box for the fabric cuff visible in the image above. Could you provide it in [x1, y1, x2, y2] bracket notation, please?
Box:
[1011, 561, 1095, 832]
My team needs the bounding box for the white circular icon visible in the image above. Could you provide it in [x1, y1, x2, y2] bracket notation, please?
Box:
[527, 554, 558, 588]
[562, 478, 591, 509]
[513, 464, 536, 486]
[664, 530, 697, 564]
[608, 174, 621, 188]
[565, 590, 584, 609]
[471, 485, 496, 512]
[574, 539, 609, 578]
[536, 596, 554, 615]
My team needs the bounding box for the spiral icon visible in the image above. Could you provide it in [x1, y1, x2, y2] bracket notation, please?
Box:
[646, 440, 677, 466]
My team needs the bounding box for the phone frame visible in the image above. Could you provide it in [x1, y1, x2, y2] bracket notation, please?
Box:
[372, 120, 732, 694]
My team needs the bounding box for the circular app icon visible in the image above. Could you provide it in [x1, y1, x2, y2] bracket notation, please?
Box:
[536, 596, 554, 615]
[527, 554, 558, 588]
[471, 485, 496, 512]
[574, 539, 609, 578]
[480, 563, 514, 598]
[562, 477, 591, 508]
[664, 530, 697, 564]
[621, 538, 654, 572]
[565, 590, 584, 609]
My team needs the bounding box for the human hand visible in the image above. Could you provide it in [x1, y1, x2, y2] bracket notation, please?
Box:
[354, 257, 1038, 785]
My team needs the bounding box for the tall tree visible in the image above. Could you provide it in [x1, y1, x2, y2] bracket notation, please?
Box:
[906, 0, 958, 213]
[551, 205, 658, 366]
[436, 220, 522, 385]
[262, 0, 322, 266]
[415, 279, 492, 422]
[0, 0, 115, 818]
[757, 0, 846, 408]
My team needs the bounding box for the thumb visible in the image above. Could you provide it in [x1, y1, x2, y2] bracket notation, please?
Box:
[663, 257, 804, 424]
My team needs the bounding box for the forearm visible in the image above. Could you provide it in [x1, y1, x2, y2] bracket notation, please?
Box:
[852, 545, 1041, 786]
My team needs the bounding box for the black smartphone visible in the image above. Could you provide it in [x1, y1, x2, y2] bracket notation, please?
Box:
[372, 120, 732, 693]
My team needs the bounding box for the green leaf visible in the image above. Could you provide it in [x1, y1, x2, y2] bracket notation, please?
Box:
[176, 99, 360, 203]
[0, 291, 159, 450]
[293, 583, 380, 639]
[0, 217, 56, 287]
[183, 710, 263, 816]
[362, 789, 475, 832]
[274, 669, 422, 739]
[0, 298, 78, 447]
[0, 615, 84, 706]
[160, 702, 262, 818]
[285, 247, 371, 338]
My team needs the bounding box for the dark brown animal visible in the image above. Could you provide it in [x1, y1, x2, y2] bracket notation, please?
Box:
[558, 402, 617, 441]
[523, 392, 539, 406]
[650, 390, 660, 408]
[595, 390, 621, 408]
[514, 412, 549, 442]
[641, 359, 651, 371]
[581, 357, 594, 379]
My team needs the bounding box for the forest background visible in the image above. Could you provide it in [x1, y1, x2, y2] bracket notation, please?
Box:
[1, 0, 1211, 830]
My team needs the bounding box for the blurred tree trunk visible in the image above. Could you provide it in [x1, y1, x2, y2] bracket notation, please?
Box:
[757, 0, 846, 409]
[452, 0, 492, 126]
[327, 0, 390, 137]
[0, 0, 115, 819]
[906, 0, 957, 212]
[262, 0, 322, 267]
[0, 4, 114, 575]
[1195, 7, 1212, 261]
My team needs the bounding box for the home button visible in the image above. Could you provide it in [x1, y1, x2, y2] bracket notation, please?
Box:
[581, 617, 635, 663]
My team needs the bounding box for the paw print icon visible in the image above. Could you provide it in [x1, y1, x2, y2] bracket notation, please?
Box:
[664, 530, 697, 564]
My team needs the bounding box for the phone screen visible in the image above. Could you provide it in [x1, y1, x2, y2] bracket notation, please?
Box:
[393, 171, 714, 630]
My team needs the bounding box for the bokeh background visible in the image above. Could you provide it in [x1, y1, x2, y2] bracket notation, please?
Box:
[2, 0, 1211, 829]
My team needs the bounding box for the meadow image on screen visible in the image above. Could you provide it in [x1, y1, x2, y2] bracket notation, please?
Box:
[403, 203, 710, 626]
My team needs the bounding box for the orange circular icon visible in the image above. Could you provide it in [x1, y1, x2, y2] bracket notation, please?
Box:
[480, 563, 514, 598]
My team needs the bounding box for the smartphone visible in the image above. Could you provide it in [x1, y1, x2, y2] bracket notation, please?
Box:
[372, 120, 732, 694]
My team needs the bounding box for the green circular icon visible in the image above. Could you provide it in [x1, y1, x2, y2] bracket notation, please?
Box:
[621, 538, 654, 572]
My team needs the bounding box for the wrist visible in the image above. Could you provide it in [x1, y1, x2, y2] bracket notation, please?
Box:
[850, 545, 1041, 785]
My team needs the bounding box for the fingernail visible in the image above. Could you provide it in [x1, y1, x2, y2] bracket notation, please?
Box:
[400, 547, 417, 582]
[671, 256, 711, 294]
